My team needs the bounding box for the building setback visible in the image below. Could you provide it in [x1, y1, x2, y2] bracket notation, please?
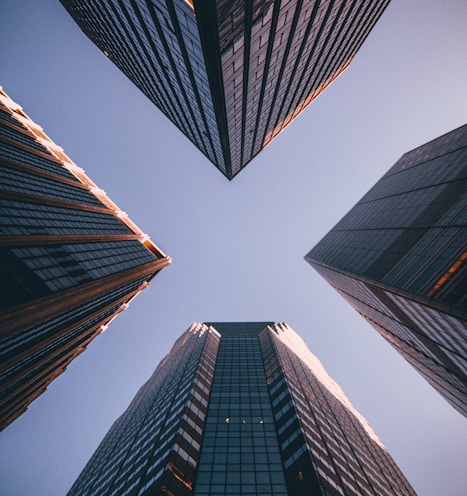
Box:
[68, 322, 415, 496]
[306, 124, 467, 417]
[0, 88, 171, 430]
[59, 0, 390, 179]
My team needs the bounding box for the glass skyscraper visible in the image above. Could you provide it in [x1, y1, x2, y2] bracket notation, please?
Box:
[0, 88, 171, 430]
[59, 0, 390, 179]
[306, 124, 467, 417]
[68, 322, 415, 496]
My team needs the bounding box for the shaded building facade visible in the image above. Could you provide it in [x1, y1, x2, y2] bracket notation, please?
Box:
[68, 322, 415, 496]
[60, 0, 391, 179]
[306, 124, 467, 416]
[0, 88, 171, 430]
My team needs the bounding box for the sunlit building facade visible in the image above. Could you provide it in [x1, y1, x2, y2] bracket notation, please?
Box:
[306, 124, 467, 416]
[0, 88, 171, 430]
[68, 322, 415, 496]
[60, 0, 391, 179]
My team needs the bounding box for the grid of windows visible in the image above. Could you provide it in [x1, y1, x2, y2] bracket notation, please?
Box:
[385, 292, 467, 372]
[0, 166, 105, 207]
[60, 0, 225, 173]
[0, 276, 150, 430]
[0, 303, 121, 413]
[68, 324, 220, 496]
[67, 323, 415, 496]
[310, 265, 467, 416]
[194, 324, 288, 495]
[262, 323, 416, 496]
[0, 89, 169, 430]
[0, 138, 78, 181]
[308, 124, 467, 306]
[0, 276, 149, 360]
[226, 0, 390, 175]
[0, 199, 132, 236]
[60, 0, 390, 178]
[0, 119, 53, 154]
[3, 240, 155, 296]
[306, 124, 467, 416]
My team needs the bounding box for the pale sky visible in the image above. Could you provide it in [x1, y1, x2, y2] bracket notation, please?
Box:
[1, 1, 466, 495]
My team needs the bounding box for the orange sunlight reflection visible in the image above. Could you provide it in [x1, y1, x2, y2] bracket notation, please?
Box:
[427, 251, 466, 297]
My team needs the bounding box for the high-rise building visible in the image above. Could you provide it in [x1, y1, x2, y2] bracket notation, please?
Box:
[306, 124, 467, 417]
[60, 0, 390, 179]
[0, 88, 171, 430]
[68, 322, 415, 496]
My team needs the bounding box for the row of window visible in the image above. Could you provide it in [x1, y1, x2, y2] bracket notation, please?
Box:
[1, 275, 148, 359]
[0, 199, 131, 236]
[0, 138, 76, 180]
[0, 165, 104, 207]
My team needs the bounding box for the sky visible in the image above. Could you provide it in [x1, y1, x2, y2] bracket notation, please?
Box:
[0, 0, 466, 495]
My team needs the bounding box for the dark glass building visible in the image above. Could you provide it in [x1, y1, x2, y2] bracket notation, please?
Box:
[68, 322, 415, 496]
[306, 124, 467, 416]
[0, 88, 171, 430]
[60, 0, 390, 179]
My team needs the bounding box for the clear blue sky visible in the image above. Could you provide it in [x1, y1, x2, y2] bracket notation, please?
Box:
[1, 1, 466, 495]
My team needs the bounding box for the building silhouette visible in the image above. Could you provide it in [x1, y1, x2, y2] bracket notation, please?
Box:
[0, 88, 170, 430]
[68, 322, 415, 496]
[60, 0, 390, 179]
[306, 124, 467, 417]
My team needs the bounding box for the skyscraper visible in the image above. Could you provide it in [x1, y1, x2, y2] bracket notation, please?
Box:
[60, 0, 391, 179]
[306, 124, 467, 417]
[0, 88, 171, 430]
[68, 322, 415, 496]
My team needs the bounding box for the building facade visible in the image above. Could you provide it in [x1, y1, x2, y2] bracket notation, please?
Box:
[306, 124, 467, 416]
[0, 88, 171, 430]
[60, 0, 391, 179]
[68, 322, 415, 496]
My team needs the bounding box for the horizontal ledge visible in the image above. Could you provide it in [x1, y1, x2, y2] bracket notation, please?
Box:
[0, 233, 144, 247]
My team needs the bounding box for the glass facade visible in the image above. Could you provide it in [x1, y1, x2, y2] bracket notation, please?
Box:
[262, 323, 415, 495]
[69, 324, 220, 496]
[306, 124, 467, 416]
[0, 88, 170, 430]
[67, 322, 415, 496]
[194, 323, 288, 495]
[60, 0, 390, 179]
